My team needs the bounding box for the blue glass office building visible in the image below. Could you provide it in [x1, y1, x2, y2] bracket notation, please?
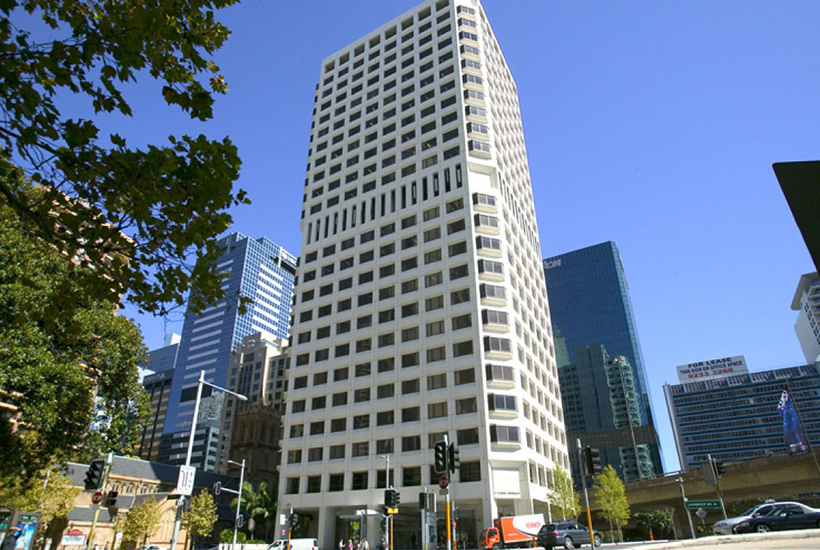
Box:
[160, 232, 297, 469]
[543, 241, 663, 478]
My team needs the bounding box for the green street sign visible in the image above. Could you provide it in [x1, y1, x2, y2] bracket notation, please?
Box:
[685, 500, 721, 510]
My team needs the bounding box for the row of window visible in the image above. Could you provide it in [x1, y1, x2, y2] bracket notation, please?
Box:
[284, 460, 480, 495]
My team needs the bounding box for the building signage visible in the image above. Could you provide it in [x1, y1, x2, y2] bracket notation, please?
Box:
[543, 258, 562, 270]
[676, 356, 747, 384]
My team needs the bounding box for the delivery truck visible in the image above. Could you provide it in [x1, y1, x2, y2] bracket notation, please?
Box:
[479, 514, 545, 549]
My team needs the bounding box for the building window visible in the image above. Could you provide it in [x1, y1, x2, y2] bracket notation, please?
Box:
[459, 461, 481, 482]
[402, 406, 421, 422]
[352, 442, 370, 458]
[490, 424, 520, 443]
[458, 427, 480, 445]
[455, 367, 476, 385]
[376, 439, 394, 454]
[402, 378, 420, 394]
[453, 340, 474, 357]
[428, 402, 448, 418]
[488, 394, 517, 412]
[426, 346, 446, 363]
[456, 397, 477, 414]
[403, 466, 422, 486]
[377, 410, 395, 425]
[351, 471, 368, 489]
[287, 450, 302, 464]
[329, 473, 345, 491]
[308, 448, 323, 462]
[330, 446, 345, 460]
[402, 435, 422, 452]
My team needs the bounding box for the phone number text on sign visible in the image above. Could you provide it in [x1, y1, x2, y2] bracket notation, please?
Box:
[676, 356, 747, 384]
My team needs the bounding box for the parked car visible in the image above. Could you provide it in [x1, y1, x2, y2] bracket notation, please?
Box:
[712, 501, 797, 535]
[536, 522, 601, 549]
[733, 503, 820, 534]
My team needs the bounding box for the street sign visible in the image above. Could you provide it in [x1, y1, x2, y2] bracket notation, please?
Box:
[438, 475, 449, 489]
[685, 500, 721, 510]
[61, 529, 85, 547]
[213, 481, 222, 495]
[176, 465, 196, 496]
[665, 507, 674, 516]
[91, 492, 103, 505]
[386, 507, 398, 515]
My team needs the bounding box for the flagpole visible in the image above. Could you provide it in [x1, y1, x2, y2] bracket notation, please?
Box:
[783, 379, 820, 481]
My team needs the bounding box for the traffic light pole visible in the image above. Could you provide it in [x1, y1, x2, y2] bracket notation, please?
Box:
[707, 455, 727, 519]
[575, 441, 595, 550]
[84, 453, 113, 550]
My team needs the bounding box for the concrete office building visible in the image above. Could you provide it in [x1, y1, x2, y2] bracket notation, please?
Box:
[278, 1, 566, 547]
[791, 272, 820, 364]
[543, 241, 663, 480]
[159, 232, 297, 470]
[216, 331, 290, 483]
[665, 364, 820, 472]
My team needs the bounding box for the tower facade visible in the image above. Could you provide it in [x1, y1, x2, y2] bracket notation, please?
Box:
[791, 272, 820, 364]
[279, 1, 566, 547]
[543, 241, 663, 479]
[160, 232, 297, 470]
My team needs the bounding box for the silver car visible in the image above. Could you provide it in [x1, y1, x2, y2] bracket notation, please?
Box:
[712, 501, 802, 535]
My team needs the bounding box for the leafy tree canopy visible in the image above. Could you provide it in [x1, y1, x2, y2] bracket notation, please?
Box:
[0, 176, 149, 481]
[0, 0, 246, 317]
[0, 467, 81, 526]
[547, 465, 579, 521]
[183, 490, 218, 541]
[121, 498, 162, 545]
[593, 465, 630, 539]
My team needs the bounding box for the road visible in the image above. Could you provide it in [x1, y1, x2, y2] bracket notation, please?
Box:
[601, 529, 819, 550]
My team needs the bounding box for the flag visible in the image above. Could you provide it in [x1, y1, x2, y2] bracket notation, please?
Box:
[777, 390, 809, 455]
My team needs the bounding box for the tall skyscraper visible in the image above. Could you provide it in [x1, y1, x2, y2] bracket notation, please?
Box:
[278, 1, 566, 547]
[791, 272, 820, 364]
[160, 232, 297, 470]
[543, 241, 663, 479]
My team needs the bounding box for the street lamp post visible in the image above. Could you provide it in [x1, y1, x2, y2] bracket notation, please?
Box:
[676, 477, 696, 539]
[169, 370, 247, 550]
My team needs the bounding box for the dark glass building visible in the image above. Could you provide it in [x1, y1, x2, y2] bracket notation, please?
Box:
[543, 241, 663, 480]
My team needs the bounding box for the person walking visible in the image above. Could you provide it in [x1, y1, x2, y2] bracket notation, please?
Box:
[338, 540, 344, 550]
[347, 539, 353, 550]
[1, 528, 21, 550]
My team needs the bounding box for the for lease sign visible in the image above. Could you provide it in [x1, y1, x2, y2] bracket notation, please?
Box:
[676, 355, 747, 384]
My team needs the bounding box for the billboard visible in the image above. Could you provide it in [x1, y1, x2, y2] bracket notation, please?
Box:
[676, 356, 747, 384]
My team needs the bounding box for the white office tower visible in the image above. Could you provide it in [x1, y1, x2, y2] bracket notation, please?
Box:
[280, 1, 567, 547]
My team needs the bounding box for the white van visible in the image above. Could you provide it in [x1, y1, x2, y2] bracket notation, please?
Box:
[268, 539, 318, 550]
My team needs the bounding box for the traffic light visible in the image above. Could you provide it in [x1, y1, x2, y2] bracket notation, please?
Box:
[448, 443, 460, 473]
[290, 513, 299, 527]
[419, 492, 427, 510]
[384, 489, 395, 507]
[453, 507, 460, 522]
[714, 459, 725, 477]
[84, 459, 105, 490]
[583, 446, 602, 476]
[434, 441, 448, 473]
[394, 490, 400, 506]
[105, 490, 118, 507]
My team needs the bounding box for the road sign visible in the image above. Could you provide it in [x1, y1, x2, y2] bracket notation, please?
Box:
[665, 507, 674, 516]
[91, 492, 103, 505]
[176, 465, 196, 496]
[386, 507, 398, 515]
[685, 500, 721, 509]
[438, 475, 449, 489]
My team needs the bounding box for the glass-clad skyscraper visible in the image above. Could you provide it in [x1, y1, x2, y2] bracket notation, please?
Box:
[543, 241, 663, 479]
[160, 232, 297, 470]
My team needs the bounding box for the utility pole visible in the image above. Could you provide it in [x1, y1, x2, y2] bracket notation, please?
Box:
[576, 440, 595, 549]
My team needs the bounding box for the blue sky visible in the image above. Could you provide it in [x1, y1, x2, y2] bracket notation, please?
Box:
[116, 1, 820, 473]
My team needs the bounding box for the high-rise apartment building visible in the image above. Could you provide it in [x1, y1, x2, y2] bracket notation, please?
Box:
[791, 272, 820, 364]
[279, 1, 566, 547]
[543, 241, 663, 479]
[159, 232, 297, 470]
[137, 335, 181, 461]
[665, 364, 820, 471]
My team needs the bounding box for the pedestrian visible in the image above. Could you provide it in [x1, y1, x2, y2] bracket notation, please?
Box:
[347, 539, 353, 550]
[338, 540, 344, 550]
[361, 539, 370, 550]
[1, 528, 21, 550]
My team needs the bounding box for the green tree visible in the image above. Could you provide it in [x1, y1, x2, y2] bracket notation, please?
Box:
[230, 481, 276, 540]
[183, 491, 218, 548]
[220, 529, 247, 544]
[633, 511, 673, 540]
[593, 465, 630, 542]
[0, 180, 149, 480]
[121, 498, 162, 546]
[0, 0, 247, 318]
[547, 466, 579, 521]
[0, 467, 81, 531]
